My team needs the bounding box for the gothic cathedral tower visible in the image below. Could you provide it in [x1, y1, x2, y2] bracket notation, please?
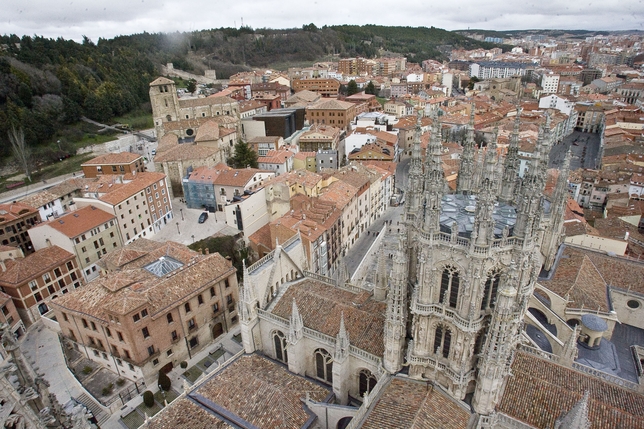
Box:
[390, 111, 567, 414]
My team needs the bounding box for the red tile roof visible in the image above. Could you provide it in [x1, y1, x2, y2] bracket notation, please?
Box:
[497, 352, 644, 429]
[0, 246, 74, 286]
[36, 205, 116, 238]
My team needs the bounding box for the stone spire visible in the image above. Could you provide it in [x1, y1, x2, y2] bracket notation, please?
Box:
[238, 261, 257, 323]
[457, 104, 477, 194]
[561, 323, 580, 365]
[472, 177, 497, 246]
[473, 284, 520, 414]
[374, 248, 388, 301]
[406, 111, 425, 220]
[543, 149, 571, 270]
[555, 391, 591, 429]
[334, 313, 350, 362]
[383, 230, 408, 373]
[422, 113, 447, 232]
[482, 127, 499, 187]
[288, 299, 304, 345]
[500, 108, 522, 202]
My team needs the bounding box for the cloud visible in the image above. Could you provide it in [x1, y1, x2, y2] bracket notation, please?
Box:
[1, 0, 641, 42]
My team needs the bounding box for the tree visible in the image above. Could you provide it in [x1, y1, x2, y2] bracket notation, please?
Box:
[467, 76, 481, 90]
[186, 79, 197, 94]
[365, 81, 376, 95]
[142, 390, 154, 408]
[8, 126, 31, 182]
[158, 371, 171, 391]
[229, 140, 258, 169]
[347, 80, 359, 96]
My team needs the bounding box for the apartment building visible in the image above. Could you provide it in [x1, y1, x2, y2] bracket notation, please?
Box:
[74, 172, 172, 244]
[469, 61, 528, 79]
[0, 202, 41, 255]
[81, 153, 146, 178]
[0, 245, 82, 326]
[50, 240, 238, 385]
[305, 99, 357, 131]
[28, 205, 123, 282]
[541, 73, 560, 94]
[298, 124, 344, 152]
[291, 79, 340, 97]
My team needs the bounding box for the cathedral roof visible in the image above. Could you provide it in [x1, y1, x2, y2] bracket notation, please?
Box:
[270, 279, 386, 357]
[497, 351, 644, 429]
[360, 377, 471, 429]
[147, 354, 331, 429]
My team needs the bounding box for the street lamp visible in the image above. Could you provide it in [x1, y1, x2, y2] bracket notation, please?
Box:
[180, 208, 184, 221]
[191, 235, 195, 243]
[176, 222, 180, 235]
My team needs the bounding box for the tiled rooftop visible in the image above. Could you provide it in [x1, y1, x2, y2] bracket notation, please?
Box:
[36, 205, 115, 238]
[147, 397, 231, 429]
[189, 354, 330, 428]
[82, 152, 142, 166]
[361, 377, 471, 429]
[0, 246, 74, 286]
[497, 351, 644, 429]
[271, 279, 386, 356]
[98, 172, 166, 205]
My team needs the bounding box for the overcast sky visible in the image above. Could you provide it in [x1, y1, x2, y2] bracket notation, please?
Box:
[2, 0, 642, 42]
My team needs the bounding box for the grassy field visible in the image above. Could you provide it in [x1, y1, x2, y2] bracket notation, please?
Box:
[0, 153, 94, 192]
[112, 110, 154, 131]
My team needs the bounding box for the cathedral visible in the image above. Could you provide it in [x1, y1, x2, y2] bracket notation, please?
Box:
[146, 109, 644, 429]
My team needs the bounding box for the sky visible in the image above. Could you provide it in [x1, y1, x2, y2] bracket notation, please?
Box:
[2, 0, 642, 42]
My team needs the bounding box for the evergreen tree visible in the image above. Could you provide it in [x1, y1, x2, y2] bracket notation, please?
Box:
[230, 140, 258, 169]
[347, 80, 359, 96]
[186, 79, 197, 94]
[365, 81, 376, 95]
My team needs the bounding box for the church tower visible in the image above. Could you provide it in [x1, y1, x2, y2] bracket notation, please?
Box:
[149, 77, 180, 138]
[399, 111, 559, 412]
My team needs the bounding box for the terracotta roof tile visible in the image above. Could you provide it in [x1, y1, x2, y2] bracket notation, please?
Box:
[98, 172, 166, 205]
[82, 152, 142, 166]
[497, 352, 644, 429]
[362, 377, 471, 429]
[34, 205, 116, 238]
[154, 143, 218, 163]
[0, 246, 74, 286]
[271, 280, 386, 356]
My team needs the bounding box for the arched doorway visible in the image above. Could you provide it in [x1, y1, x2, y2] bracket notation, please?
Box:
[337, 417, 352, 429]
[212, 323, 224, 339]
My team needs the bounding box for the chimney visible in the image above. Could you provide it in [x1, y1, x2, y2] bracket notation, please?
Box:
[205, 248, 210, 255]
[45, 238, 52, 247]
[0, 260, 5, 272]
[625, 231, 630, 241]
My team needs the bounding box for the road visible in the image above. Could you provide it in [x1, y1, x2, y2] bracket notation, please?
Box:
[345, 158, 410, 277]
[549, 131, 601, 171]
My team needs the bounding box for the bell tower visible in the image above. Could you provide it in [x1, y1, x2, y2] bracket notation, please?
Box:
[149, 77, 180, 138]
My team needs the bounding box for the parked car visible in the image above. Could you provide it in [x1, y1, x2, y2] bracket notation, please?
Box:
[198, 212, 208, 223]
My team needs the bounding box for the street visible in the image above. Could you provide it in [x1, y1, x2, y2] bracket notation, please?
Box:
[549, 131, 601, 171]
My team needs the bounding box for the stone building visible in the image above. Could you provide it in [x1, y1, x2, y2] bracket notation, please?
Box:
[0, 202, 41, 255]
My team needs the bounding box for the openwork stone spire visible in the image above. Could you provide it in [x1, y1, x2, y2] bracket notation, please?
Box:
[457, 104, 477, 194]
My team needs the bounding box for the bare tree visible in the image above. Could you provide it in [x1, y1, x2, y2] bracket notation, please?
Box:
[8, 126, 31, 182]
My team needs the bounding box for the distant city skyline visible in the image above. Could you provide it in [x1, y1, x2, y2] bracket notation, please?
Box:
[2, 0, 642, 43]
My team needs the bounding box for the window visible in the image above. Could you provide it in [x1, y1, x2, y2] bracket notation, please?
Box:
[106, 327, 112, 337]
[212, 303, 219, 313]
[142, 327, 150, 338]
[315, 349, 333, 383]
[81, 246, 87, 253]
[359, 369, 377, 397]
[481, 269, 501, 310]
[152, 358, 159, 366]
[273, 331, 288, 363]
[117, 331, 124, 342]
[210, 287, 216, 298]
[439, 266, 460, 308]
[171, 330, 178, 342]
[29, 280, 38, 291]
[141, 309, 148, 318]
[184, 302, 191, 313]
[82, 319, 88, 329]
[188, 318, 196, 331]
[433, 324, 452, 359]
[147, 345, 155, 356]
[43, 273, 51, 283]
[189, 336, 199, 349]
[198, 294, 204, 305]
[62, 312, 68, 322]
[167, 313, 173, 324]
[224, 279, 230, 289]
[124, 350, 131, 359]
[133, 313, 140, 323]
[54, 268, 62, 277]
[226, 295, 233, 304]
[167, 349, 173, 357]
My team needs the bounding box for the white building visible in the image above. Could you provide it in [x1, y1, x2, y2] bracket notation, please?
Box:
[224, 187, 270, 244]
[541, 73, 560, 94]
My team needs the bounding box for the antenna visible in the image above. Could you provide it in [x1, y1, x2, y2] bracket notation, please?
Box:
[241, 17, 244, 28]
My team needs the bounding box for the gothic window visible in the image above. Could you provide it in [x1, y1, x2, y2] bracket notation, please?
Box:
[439, 266, 460, 308]
[481, 269, 501, 310]
[315, 348, 333, 384]
[433, 325, 452, 359]
[359, 369, 377, 397]
[273, 331, 288, 364]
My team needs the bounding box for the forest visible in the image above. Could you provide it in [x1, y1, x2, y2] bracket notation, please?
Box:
[0, 25, 499, 168]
